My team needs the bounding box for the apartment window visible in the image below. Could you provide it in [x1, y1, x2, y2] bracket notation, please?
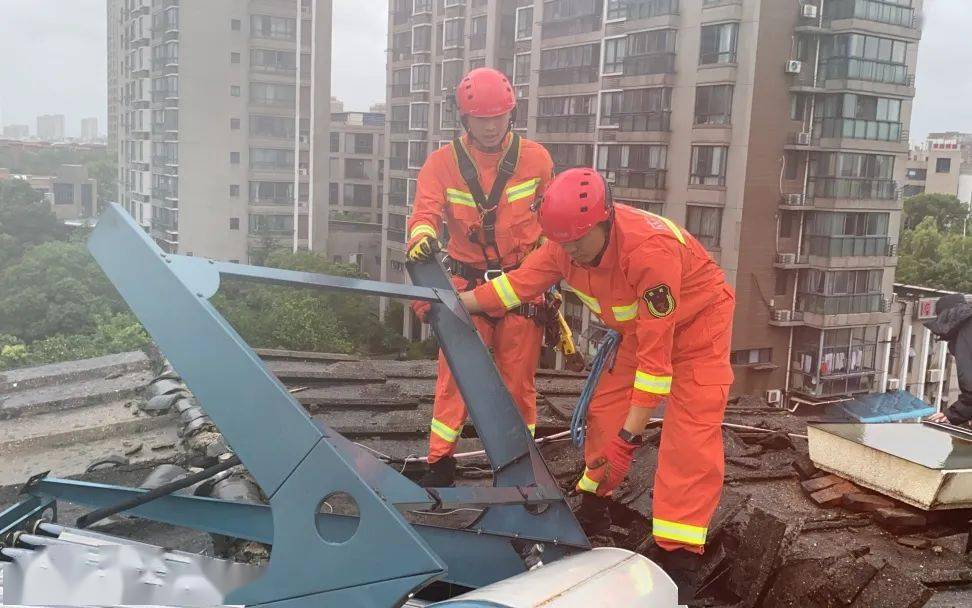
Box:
[414, 0, 433, 14]
[53, 183, 74, 205]
[694, 85, 733, 126]
[514, 53, 531, 85]
[443, 18, 464, 50]
[329, 132, 340, 152]
[250, 115, 296, 139]
[440, 102, 459, 130]
[936, 158, 952, 173]
[231, 52, 240, 64]
[410, 102, 430, 130]
[603, 37, 626, 74]
[250, 83, 295, 106]
[818, 94, 902, 141]
[328, 182, 339, 203]
[411, 64, 431, 92]
[412, 24, 432, 53]
[229, 217, 240, 230]
[823, 34, 908, 84]
[514, 99, 529, 130]
[248, 214, 294, 234]
[470, 15, 487, 50]
[442, 59, 464, 92]
[791, 94, 811, 122]
[344, 184, 374, 207]
[230, 185, 240, 197]
[230, 85, 241, 97]
[700, 22, 739, 65]
[609, 0, 679, 20]
[345, 159, 373, 180]
[685, 205, 723, 248]
[539, 43, 600, 86]
[537, 95, 595, 133]
[230, 152, 240, 164]
[250, 15, 297, 40]
[390, 141, 409, 170]
[826, 0, 915, 28]
[347, 133, 374, 155]
[906, 167, 927, 180]
[251, 48, 297, 72]
[469, 57, 486, 70]
[230, 118, 240, 130]
[798, 269, 884, 315]
[392, 31, 412, 61]
[600, 87, 672, 131]
[689, 146, 728, 186]
[596, 144, 667, 189]
[250, 147, 295, 169]
[613, 29, 677, 76]
[731, 349, 773, 366]
[231, 18, 241, 31]
[249, 181, 294, 204]
[408, 141, 428, 169]
[516, 6, 533, 40]
[775, 273, 789, 296]
[803, 211, 891, 257]
[390, 68, 410, 97]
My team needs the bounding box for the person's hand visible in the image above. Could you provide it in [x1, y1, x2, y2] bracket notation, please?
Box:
[407, 233, 440, 262]
[411, 300, 431, 322]
[927, 412, 950, 424]
[588, 434, 637, 497]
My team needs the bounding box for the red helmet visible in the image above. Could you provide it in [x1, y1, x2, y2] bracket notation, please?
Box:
[537, 168, 612, 243]
[455, 68, 516, 118]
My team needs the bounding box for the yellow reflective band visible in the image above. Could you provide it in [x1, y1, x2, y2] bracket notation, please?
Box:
[528, 424, 536, 437]
[446, 188, 476, 208]
[565, 284, 602, 314]
[409, 224, 437, 240]
[577, 469, 599, 493]
[506, 178, 540, 203]
[633, 371, 672, 395]
[491, 274, 522, 309]
[648, 212, 686, 245]
[612, 301, 639, 322]
[430, 418, 461, 443]
[652, 518, 707, 546]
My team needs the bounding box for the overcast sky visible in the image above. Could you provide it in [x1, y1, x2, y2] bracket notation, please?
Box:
[0, 0, 967, 139]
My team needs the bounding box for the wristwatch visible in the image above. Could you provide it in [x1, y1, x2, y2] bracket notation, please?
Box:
[618, 428, 644, 446]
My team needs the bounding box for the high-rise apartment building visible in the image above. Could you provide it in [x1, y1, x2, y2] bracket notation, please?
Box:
[383, 0, 923, 406]
[81, 118, 100, 142]
[2, 125, 29, 139]
[109, 0, 332, 262]
[37, 114, 65, 142]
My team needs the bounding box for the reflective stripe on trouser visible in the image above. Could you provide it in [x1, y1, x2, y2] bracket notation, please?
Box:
[582, 295, 733, 552]
[428, 297, 544, 462]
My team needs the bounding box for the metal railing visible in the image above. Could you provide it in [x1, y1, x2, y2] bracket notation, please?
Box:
[603, 168, 667, 190]
[538, 66, 599, 86]
[600, 111, 671, 132]
[827, 0, 916, 28]
[796, 292, 885, 315]
[622, 52, 676, 77]
[817, 118, 903, 142]
[608, 0, 679, 21]
[802, 235, 891, 258]
[540, 13, 601, 39]
[823, 58, 911, 86]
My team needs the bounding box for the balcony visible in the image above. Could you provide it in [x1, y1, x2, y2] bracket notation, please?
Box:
[541, 13, 601, 40]
[790, 369, 877, 399]
[774, 253, 810, 269]
[609, 0, 679, 21]
[389, 157, 408, 171]
[600, 111, 671, 133]
[827, 0, 917, 30]
[802, 235, 893, 259]
[621, 52, 677, 77]
[806, 177, 897, 201]
[389, 84, 411, 98]
[604, 168, 666, 190]
[822, 58, 913, 87]
[536, 115, 595, 134]
[389, 120, 409, 134]
[768, 309, 805, 327]
[817, 117, 904, 143]
[780, 193, 813, 209]
[796, 292, 887, 316]
[538, 66, 599, 87]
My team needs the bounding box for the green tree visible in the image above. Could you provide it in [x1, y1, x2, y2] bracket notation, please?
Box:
[0, 179, 67, 256]
[897, 216, 972, 293]
[902, 193, 969, 232]
[86, 157, 118, 209]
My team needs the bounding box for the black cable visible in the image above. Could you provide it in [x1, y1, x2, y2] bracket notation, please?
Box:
[75, 455, 241, 529]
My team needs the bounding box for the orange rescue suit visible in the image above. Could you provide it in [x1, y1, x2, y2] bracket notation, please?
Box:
[407, 134, 553, 462]
[472, 204, 735, 552]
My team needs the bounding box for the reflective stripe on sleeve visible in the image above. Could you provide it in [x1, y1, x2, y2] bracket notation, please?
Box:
[490, 274, 522, 309]
[612, 301, 639, 322]
[576, 468, 599, 493]
[633, 371, 672, 395]
[506, 178, 540, 203]
[430, 418, 461, 443]
[446, 188, 476, 208]
[652, 518, 707, 546]
[409, 224, 437, 240]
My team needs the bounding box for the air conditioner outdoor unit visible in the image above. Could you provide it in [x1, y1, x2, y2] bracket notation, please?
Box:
[887, 244, 897, 257]
[887, 378, 901, 391]
[928, 369, 945, 383]
[785, 60, 803, 74]
[777, 253, 797, 265]
[881, 298, 893, 313]
[801, 4, 818, 19]
[786, 193, 805, 206]
[299, 168, 309, 176]
[773, 309, 793, 322]
[765, 389, 783, 405]
[299, 134, 309, 144]
[796, 131, 813, 146]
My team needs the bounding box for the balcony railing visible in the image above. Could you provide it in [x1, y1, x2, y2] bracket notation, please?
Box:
[807, 177, 897, 200]
[541, 13, 601, 39]
[823, 58, 911, 86]
[600, 110, 671, 132]
[537, 115, 595, 134]
[389, 84, 411, 98]
[608, 0, 679, 21]
[796, 292, 885, 315]
[604, 168, 667, 190]
[803, 235, 891, 258]
[622, 52, 677, 77]
[818, 118, 903, 142]
[827, 0, 916, 28]
[538, 66, 599, 86]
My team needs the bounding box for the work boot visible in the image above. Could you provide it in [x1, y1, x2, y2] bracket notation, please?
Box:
[418, 456, 456, 488]
[646, 545, 703, 604]
[573, 492, 614, 545]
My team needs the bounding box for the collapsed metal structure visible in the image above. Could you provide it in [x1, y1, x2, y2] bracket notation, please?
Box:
[0, 204, 675, 607]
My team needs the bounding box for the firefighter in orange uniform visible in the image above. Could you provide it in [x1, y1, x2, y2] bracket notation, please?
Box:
[406, 68, 554, 487]
[459, 168, 735, 601]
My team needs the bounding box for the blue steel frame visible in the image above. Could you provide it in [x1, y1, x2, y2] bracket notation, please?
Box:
[2, 204, 588, 608]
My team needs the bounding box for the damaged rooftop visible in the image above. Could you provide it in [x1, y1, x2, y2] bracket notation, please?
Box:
[1, 348, 970, 607]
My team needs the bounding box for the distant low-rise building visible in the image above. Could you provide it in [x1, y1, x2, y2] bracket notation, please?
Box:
[2, 125, 29, 139]
[0, 164, 99, 221]
[903, 136, 972, 205]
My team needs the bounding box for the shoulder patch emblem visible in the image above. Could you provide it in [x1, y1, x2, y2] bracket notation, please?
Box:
[643, 284, 676, 318]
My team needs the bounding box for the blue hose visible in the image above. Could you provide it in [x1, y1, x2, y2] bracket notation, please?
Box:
[571, 330, 621, 447]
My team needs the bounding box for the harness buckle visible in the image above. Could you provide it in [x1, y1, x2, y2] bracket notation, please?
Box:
[484, 269, 504, 282]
